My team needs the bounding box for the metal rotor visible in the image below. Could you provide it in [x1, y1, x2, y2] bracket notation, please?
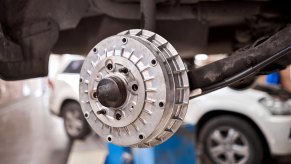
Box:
[79, 29, 189, 147]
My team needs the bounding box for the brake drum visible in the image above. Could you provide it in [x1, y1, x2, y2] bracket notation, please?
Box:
[79, 29, 189, 147]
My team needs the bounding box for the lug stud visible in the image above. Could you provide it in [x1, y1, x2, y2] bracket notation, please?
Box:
[97, 109, 107, 115]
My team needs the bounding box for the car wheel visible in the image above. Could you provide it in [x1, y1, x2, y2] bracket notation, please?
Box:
[62, 102, 91, 140]
[198, 115, 264, 164]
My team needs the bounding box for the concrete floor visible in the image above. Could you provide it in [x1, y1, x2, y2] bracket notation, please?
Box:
[67, 135, 107, 164]
[0, 93, 107, 164]
[0, 94, 71, 164]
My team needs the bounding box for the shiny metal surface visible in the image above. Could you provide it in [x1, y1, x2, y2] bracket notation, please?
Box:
[79, 29, 189, 147]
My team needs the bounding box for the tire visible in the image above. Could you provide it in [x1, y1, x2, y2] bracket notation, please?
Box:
[198, 115, 264, 164]
[62, 101, 91, 140]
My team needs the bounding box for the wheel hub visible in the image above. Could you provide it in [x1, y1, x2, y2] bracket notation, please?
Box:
[96, 76, 127, 108]
[79, 29, 189, 147]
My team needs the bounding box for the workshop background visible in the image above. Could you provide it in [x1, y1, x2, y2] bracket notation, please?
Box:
[1, 0, 291, 163]
[0, 53, 290, 164]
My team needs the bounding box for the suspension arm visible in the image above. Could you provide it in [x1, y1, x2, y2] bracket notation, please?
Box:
[188, 25, 291, 98]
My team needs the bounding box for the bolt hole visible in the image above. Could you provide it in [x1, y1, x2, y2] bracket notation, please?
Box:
[122, 37, 127, 44]
[115, 113, 122, 120]
[132, 84, 138, 91]
[93, 92, 98, 98]
[84, 112, 89, 118]
[151, 59, 157, 66]
[106, 63, 113, 70]
[80, 78, 83, 83]
[93, 48, 97, 52]
[139, 134, 144, 140]
[159, 102, 164, 107]
[96, 74, 101, 80]
[107, 136, 112, 142]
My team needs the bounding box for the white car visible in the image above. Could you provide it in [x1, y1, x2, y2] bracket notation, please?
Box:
[49, 56, 91, 139]
[185, 87, 291, 164]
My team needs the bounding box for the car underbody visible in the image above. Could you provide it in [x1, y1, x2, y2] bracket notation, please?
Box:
[1, 0, 291, 81]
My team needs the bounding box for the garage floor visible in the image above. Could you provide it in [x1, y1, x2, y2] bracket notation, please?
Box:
[67, 135, 107, 164]
[0, 94, 107, 164]
[0, 94, 71, 164]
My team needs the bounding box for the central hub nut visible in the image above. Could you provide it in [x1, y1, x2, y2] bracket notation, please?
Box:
[96, 76, 127, 108]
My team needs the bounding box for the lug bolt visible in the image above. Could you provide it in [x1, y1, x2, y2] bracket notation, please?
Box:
[119, 67, 129, 74]
[97, 109, 106, 115]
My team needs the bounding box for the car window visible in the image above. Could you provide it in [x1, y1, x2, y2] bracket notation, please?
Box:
[63, 60, 84, 73]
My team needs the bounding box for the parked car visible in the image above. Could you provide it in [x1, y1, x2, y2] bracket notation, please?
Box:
[49, 56, 91, 139]
[185, 87, 291, 164]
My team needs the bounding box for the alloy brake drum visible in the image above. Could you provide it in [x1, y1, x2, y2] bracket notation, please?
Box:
[79, 29, 189, 147]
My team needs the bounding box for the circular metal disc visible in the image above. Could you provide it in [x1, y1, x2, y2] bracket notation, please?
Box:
[79, 29, 189, 147]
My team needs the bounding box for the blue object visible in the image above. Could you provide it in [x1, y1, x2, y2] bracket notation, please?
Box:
[266, 72, 280, 85]
[133, 124, 196, 164]
[105, 145, 131, 164]
[105, 124, 196, 164]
